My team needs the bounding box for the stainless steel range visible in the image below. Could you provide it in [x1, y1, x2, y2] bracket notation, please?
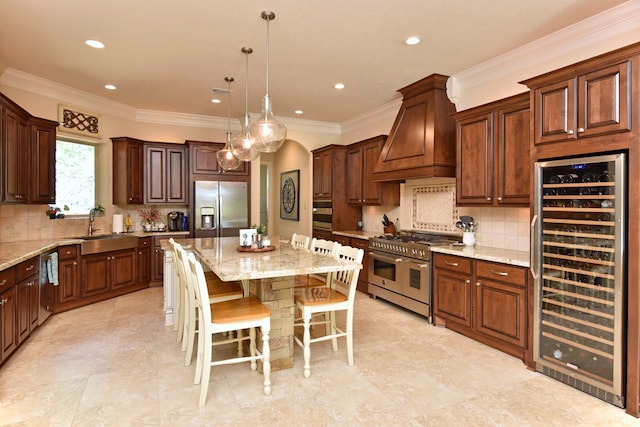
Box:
[368, 231, 458, 322]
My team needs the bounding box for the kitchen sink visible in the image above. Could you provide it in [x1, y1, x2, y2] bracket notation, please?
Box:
[78, 234, 139, 255]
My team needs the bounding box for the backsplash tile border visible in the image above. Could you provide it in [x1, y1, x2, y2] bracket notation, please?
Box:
[411, 183, 459, 233]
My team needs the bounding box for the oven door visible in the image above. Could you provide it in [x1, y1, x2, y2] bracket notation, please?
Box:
[368, 252, 403, 294]
[401, 259, 430, 303]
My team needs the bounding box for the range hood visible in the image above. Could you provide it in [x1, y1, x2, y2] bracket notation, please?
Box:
[373, 74, 457, 182]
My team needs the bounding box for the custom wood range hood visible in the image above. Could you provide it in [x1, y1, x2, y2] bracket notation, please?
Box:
[373, 74, 457, 182]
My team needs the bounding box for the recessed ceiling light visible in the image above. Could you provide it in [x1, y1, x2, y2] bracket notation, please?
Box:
[405, 36, 420, 46]
[85, 39, 105, 49]
[294, 110, 303, 115]
[104, 84, 116, 90]
[334, 83, 345, 90]
[211, 98, 221, 104]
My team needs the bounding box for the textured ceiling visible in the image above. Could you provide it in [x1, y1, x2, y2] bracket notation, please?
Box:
[0, 0, 628, 123]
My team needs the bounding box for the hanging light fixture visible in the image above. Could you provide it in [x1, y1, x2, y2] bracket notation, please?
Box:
[216, 76, 242, 171]
[230, 47, 259, 161]
[249, 10, 287, 153]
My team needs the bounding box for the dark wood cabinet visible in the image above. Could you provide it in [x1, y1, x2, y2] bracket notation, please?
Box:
[454, 92, 530, 206]
[187, 140, 250, 178]
[313, 149, 333, 199]
[109, 250, 137, 290]
[347, 135, 399, 206]
[151, 235, 183, 284]
[28, 117, 58, 204]
[81, 249, 136, 297]
[433, 253, 529, 363]
[56, 245, 80, 309]
[145, 144, 188, 204]
[1, 96, 29, 203]
[112, 137, 144, 205]
[0, 267, 17, 363]
[15, 257, 39, 345]
[350, 237, 370, 294]
[312, 229, 332, 241]
[137, 237, 151, 285]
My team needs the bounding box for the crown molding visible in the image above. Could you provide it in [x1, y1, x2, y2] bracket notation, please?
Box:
[340, 97, 402, 136]
[448, 0, 640, 106]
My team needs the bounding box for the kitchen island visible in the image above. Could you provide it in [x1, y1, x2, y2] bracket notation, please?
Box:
[165, 237, 363, 371]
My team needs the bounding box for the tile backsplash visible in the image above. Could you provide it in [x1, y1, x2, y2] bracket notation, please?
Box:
[362, 178, 530, 252]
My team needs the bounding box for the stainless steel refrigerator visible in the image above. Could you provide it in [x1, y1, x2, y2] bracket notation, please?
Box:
[532, 152, 626, 408]
[193, 181, 249, 238]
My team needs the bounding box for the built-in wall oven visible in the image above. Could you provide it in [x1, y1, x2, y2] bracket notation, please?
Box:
[312, 200, 332, 231]
[369, 232, 457, 322]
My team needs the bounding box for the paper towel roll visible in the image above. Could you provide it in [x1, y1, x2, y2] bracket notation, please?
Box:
[112, 214, 124, 234]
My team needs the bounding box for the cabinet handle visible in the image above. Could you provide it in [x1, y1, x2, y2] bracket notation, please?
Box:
[444, 261, 459, 267]
[497, 197, 502, 201]
[490, 269, 509, 277]
[0, 280, 5, 285]
[0, 298, 7, 305]
[476, 282, 481, 287]
[567, 129, 574, 135]
[577, 127, 585, 133]
[486, 197, 491, 201]
[465, 279, 470, 284]
[73, 262, 78, 265]
[26, 265, 35, 271]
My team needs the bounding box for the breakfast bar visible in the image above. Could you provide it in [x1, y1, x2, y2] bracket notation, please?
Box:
[167, 237, 362, 371]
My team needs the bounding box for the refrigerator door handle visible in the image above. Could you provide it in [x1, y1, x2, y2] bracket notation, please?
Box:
[530, 214, 539, 280]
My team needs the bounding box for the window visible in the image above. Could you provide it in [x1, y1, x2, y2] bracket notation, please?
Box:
[55, 139, 96, 215]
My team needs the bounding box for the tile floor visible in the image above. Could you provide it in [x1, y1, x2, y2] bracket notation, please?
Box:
[0, 287, 638, 426]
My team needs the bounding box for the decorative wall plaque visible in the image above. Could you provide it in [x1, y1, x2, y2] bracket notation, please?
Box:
[57, 104, 102, 138]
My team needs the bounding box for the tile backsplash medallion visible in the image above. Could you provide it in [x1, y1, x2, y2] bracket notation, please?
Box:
[0, 204, 186, 242]
[363, 178, 530, 252]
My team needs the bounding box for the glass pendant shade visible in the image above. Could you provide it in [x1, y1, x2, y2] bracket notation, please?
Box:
[231, 114, 259, 161]
[216, 76, 241, 171]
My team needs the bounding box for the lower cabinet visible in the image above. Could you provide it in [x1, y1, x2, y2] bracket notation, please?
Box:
[433, 252, 531, 364]
[56, 245, 80, 309]
[332, 234, 370, 294]
[137, 237, 152, 285]
[152, 235, 182, 285]
[0, 268, 17, 363]
[81, 249, 136, 297]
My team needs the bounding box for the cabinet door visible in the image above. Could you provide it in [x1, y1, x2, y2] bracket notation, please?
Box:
[112, 138, 144, 205]
[496, 101, 530, 205]
[81, 254, 110, 297]
[313, 151, 332, 198]
[152, 238, 165, 282]
[533, 78, 576, 145]
[137, 247, 151, 285]
[456, 112, 493, 205]
[145, 145, 167, 204]
[127, 142, 144, 204]
[578, 61, 631, 138]
[2, 107, 28, 202]
[347, 146, 363, 204]
[189, 142, 250, 176]
[362, 141, 385, 204]
[433, 267, 473, 327]
[0, 286, 18, 361]
[166, 147, 187, 203]
[350, 238, 370, 294]
[57, 258, 80, 305]
[16, 277, 38, 344]
[475, 279, 526, 348]
[110, 250, 136, 290]
[29, 120, 57, 204]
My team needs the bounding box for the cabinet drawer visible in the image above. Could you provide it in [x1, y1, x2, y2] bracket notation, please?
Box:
[433, 253, 472, 275]
[332, 234, 351, 246]
[350, 238, 368, 251]
[16, 256, 39, 281]
[0, 267, 15, 292]
[475, 260, 526, 287]
[138, 237, 151, 248]
[58, 245, 79, 260]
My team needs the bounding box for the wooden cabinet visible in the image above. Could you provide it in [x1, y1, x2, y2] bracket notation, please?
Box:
[15, 257, 39, 345]
[0, 267, 17, 363]
[433, 253, 530, 363]
[145, 143, 188, 204]
[312, 229, 332, 241]
[81, 249, 136, 297]
[56, 245, 81, 309]
[151, 235, 183, 284]
[112, 137, 144, 205]
[28, 117, 57, 204]
[137, 237, 151, 285]
[1, 95, 29, 203]
[454, 92, 530, 206]
[347, 135, 400, 206]
[187, 140, 250, 177]
[311, 146, 361, 233]
[521, 42, 640, 160]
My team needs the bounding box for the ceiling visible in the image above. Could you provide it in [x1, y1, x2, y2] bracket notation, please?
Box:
[0, 0, 628, 124]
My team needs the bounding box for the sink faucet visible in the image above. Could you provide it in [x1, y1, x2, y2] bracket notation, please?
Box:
[88, 208, 99, 236]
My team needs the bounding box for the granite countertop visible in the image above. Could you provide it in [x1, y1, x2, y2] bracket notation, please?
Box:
[331, 230, 379, 240]
[430, 244, 530, 268]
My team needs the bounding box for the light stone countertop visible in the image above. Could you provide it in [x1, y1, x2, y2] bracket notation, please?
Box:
[166, 237, 362, 282]
[331, 230, 379, 240]
[430, 244, 530, 268]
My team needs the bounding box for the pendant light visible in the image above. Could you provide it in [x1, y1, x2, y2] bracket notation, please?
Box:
[249, 10, 287, 153]
[216, 76, 242, 171]
[230, 47, 259, 161]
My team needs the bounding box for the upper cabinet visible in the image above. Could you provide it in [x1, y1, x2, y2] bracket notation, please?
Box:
[347, 135, 399, 205]
[312, 148, 334, 199]
[1, 92, 57, 204]
[144, 143, 187, 204]
[521, 42, 640, 159]
[454, 93, 530, 206]
[187, 140, 250, 178]
[112, 137, 187, 205]
[372, 74, 457, 182]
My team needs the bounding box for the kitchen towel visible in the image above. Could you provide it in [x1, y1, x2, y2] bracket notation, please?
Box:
[47, 252, 59, 286]
[112, 214, 123, 233]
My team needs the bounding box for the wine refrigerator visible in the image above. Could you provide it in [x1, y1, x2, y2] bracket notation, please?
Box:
[532, 153, 626, 408]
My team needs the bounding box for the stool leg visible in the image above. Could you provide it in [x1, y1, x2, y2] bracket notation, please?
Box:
[261, 320, 271, 396]
[249, 327, 257, 371]
[303, 310, 312, 378]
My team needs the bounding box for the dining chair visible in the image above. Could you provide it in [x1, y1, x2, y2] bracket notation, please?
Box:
[293, 244, 364, 378]
[185, 251, 272, 407]
[294, 238, 341, 288]
[171, 240, 244, 366]
[291, 233, 311, 249]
